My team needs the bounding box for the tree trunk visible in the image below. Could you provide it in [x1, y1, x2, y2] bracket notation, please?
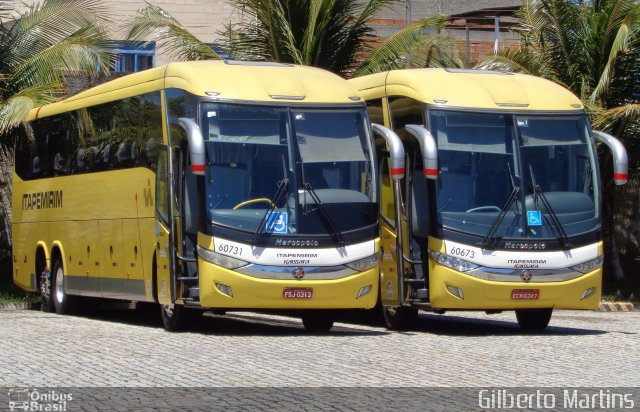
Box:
[0, 145, 13, 248]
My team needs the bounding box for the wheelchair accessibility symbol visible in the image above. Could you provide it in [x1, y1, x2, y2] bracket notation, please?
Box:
[266, 212, 288, 234]
[527, 210, 542, 226]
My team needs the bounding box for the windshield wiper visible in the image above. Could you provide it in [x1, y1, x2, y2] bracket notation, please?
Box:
[302, 182, 346, 245]
[483, 163, 520, 248]
[254, 178, 289, 238]
[527, 164, 571, 249]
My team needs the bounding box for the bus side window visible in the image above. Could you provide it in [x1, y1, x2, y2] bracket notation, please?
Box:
[379, 155, 396, 227]
[155, 145, 170, 224]
[365, 98, 384, 126]
[389, 96, 423, 133]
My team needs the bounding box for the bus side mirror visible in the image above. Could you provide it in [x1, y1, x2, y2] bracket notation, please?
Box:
[593, 130, 628, 185]
[405, 125, 438, 181]
[178, 117, 206, 176]
[371, 123, 405, 180]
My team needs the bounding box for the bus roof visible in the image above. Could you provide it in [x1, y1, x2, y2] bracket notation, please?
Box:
[30, 60, 362, 119]
[349, 68, 584, 112]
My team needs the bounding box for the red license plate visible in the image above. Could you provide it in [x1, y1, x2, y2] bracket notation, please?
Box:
[283, 288, 313, 299]
[511, 289, 540, 300]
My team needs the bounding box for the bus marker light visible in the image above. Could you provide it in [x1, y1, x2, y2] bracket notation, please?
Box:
[283, 288, 313, 299]
[357, 285, 372, 299]
[446, 285, 464, 299]
[511, 289, 540, 300]
[580, 287, 595, 300]
[215, 283, 233, 297]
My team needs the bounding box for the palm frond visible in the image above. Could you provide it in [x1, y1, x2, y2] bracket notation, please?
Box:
[593, 103, 640, 134]
[0, 86, 61, 134]
[352, 15, 452, 76]
[476, 46, 554, 78]
[9, 24, 114, 92]
[125, 3, 219, 61]
[591, 2, 640, 103]
[8, 0, 112, 65]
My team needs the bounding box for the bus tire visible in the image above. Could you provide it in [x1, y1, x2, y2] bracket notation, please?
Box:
[160, 304, 200, 332]
[382, 305, 418, 330]
[40, 267, 54, 313]
[302, 312, 334, 333]
[515, 308, 552, 331]
[51, 257, 77, 315]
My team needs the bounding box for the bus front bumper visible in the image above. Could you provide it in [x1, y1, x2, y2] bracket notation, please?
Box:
[428, 264, 602, 311]
[198, 261, 379, 310]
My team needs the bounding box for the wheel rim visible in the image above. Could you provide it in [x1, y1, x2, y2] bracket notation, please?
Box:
[163, 304, 174, 318]
[385, 306, 397, 317]
[55, 265, 64, 303]
[40, 270, 50, 299]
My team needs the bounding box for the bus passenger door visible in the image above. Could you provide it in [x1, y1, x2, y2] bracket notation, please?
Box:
[379, 156, 401, 306]
[154, 144, 174, 305]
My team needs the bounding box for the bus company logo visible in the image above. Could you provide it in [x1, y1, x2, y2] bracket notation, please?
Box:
[21, 190, 63, 211]
[521, 270, 533, 282]
[274, 239, 319, 247]
[8, 388, 73, 411]
[292, 267, 305, 280]
[504, 241, 546, 250]
[507, 259, 547, 269]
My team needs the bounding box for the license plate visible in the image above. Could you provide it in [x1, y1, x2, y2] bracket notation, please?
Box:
[283, 287, 313, 299]
[511, 289, 540, 300]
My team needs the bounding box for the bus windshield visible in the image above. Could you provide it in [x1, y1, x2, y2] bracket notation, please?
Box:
[200, 103, 377, 237]
[429, 110, 600, 241]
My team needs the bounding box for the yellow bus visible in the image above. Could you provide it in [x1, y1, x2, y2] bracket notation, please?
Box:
[350, 68, 628, 330]
[11, 60, 390, 332]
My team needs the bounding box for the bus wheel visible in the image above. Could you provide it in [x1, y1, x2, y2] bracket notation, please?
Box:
[382, 306, 418, 330]
[160, 304, 197, 332]
[515, 308, 553, 331]
[40, 267, 54, 313]
[302, 312, 334, 333]
[52, 258, 76, 314]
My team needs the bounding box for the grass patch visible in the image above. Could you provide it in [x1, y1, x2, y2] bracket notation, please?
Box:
[0, 289, 39, 303]
[601, 293, 639, 304]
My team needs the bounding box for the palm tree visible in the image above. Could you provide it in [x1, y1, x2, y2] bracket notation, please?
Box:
[0, 0, 114, 133]
[0, 0, 115, 246]
[477, 0, 640, 141]
[125, 1, 461, 78]
[477, 0, 640, 293]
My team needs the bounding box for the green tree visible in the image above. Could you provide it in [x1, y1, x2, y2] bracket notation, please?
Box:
[0, 0, 114, 248]
[0, 0, 114, 133]
[477, 0, 640, 293]
[477, 0, 640, 141]
[125, 0, 461, 78]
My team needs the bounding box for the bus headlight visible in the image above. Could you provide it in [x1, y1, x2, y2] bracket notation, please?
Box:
[570, 256, 604, 274]
[345, 251, 382, 271]
[197, 245, 249, 269]
[428, 250, 479, 273]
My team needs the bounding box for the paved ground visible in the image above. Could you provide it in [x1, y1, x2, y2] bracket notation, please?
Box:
[0, 307, 638, 410]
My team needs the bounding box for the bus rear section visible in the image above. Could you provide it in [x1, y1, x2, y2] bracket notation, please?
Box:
[350, 68, 628, 331]
[11, 61, 382, 332]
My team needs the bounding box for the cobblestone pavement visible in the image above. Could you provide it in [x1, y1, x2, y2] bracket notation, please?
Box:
[0, 308, 638, 410]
